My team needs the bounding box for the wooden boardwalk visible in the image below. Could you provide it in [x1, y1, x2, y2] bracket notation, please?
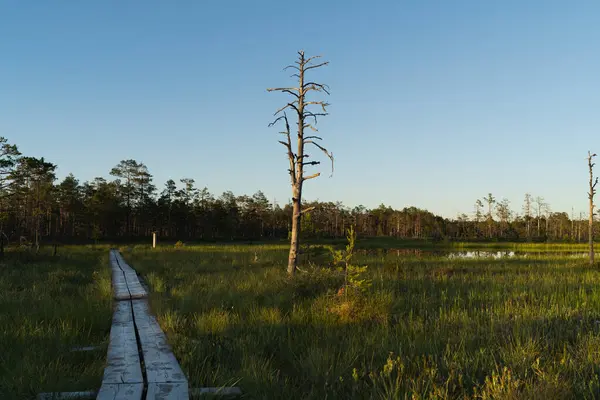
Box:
[109, 251, 147, 301]
[97, 250, 188, 400]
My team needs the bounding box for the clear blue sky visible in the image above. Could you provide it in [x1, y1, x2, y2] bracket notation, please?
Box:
[2, 1, 599, 218]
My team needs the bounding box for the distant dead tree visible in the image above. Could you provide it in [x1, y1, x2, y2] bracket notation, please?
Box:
[588, 151, 598, 265]
[268, 50, 333, 276]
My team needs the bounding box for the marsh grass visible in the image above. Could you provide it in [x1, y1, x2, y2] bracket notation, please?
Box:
[0, 246, 112, 399]
[122, 244, 600, 399]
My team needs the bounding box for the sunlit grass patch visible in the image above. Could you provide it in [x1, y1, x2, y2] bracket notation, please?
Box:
[124, 243, 600, 399]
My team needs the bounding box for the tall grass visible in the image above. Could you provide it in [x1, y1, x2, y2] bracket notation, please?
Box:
[0, 246, 113, 399]
[122, 243, 600, 399]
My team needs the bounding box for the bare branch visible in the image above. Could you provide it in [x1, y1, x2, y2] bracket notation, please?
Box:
[274, 102, 300, 116]
[281, 90, 299, 98]
[303, 173, 320, 181]
[303, 81, 329, 89]
[268, 115, 286, 128]
[304, 135, 323, 141]
[301, 206, 316, 214]
[303, 82, 331, 95]
[304, 55, 322, 65]
[267, 87, 299, 92]
[270, 113, 296, 185]
[304, 112, 328, 125]
[268, 86, 300, 101]
[283, 65, 300, 72]
[304, 112, 327, 117]
[302, 161, 320, 167]
[305, 140, 334, 177]
[305, 62, 329, 71]
[305, 101, 329, 112]
[304, 123, 318, 132]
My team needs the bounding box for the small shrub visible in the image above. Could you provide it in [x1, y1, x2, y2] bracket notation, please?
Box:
[331, 226, 372, 296]
[174, 240, 185, 248]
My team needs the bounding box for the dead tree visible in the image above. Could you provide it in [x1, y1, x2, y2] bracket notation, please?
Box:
[588, 151, 598, 265]
[268, 50, 333, 276]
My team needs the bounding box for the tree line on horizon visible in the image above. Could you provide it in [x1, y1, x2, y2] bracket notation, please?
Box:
[0, 136, 594, 248]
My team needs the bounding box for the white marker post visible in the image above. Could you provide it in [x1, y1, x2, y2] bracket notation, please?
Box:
[152, 232, 156, 249]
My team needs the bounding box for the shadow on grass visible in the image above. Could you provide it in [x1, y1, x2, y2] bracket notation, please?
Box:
[0, 248, 112, 399]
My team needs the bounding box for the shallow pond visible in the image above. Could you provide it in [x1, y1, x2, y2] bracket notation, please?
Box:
[357, 248, 589, 259]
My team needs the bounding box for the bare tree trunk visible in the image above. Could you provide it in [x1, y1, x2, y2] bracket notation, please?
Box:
[268, 51, 333, 277]
[588, 151, 598, 265]
[288, 185, 302, 274]
[590, 202, 594, 265]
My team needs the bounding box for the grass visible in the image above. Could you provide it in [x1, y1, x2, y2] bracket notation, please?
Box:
[0, 246, 113, 400]
[119, 243, 600, 399]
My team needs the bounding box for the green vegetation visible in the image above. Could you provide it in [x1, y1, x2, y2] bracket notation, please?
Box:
[121, 242, 600, 399]
[0, 246, 112, 399]
[0, 136, 594, 249]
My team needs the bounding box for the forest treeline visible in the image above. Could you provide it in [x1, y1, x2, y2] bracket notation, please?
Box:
[0, 137, 592, 245]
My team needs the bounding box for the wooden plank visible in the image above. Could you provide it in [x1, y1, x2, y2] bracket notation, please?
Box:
[131, 300, 188, 385]
[116, 252, 147, 299]
[124, 276, 147, 299]
[146, 383, 189, 400]
[97, 250, 148, 399]
[95, 384, 143, 400]
[110, 250, 147, 300]
[113, 252, 129, 269]
[112, 270, 130, 301]
[109, 251, 121, 269]
[99, 302, 143, 386]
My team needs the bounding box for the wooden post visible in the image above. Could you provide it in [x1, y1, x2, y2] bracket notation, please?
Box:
[152, 232, 156, 249]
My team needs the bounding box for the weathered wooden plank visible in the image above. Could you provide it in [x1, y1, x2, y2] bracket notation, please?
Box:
[111, 251, 145, 300]
[146, 383, 189, 400]
[109, 251, 121, 269]
[100, 250, 187, 399]
[99, 301, 143, 385]
[113, 252, 129, 269]
[95, 384, 143, 400]
[131, 300, 188, 385]
[124, 277, 147, 299]
[116, 252, 147, 299]
[112, 270, 130, 301]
